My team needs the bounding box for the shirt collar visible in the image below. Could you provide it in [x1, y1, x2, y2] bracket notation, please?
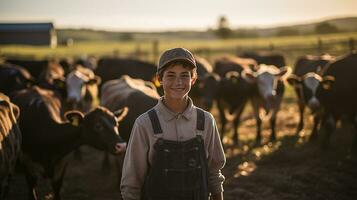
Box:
[156, 96, 195, 121]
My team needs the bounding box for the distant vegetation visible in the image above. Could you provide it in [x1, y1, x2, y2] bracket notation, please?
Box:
[56, 16, 357, 42]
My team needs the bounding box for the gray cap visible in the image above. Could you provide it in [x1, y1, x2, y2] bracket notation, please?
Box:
[158, 47, 196, 72]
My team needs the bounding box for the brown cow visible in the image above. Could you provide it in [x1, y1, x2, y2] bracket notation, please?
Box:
[0, 93, 21, 199]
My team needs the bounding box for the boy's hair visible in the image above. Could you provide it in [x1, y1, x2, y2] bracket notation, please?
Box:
[157, 60, 197, 80]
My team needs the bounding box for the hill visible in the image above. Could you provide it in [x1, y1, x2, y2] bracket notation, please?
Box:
[57, 16, 357, 42]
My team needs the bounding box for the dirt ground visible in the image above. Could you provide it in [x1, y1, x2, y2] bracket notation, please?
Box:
[219, 99, 357, 200]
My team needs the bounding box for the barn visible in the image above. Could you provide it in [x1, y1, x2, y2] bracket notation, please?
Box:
[0, 22, 57, 48]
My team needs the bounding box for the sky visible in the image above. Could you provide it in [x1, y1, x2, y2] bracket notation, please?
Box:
[0, 0, 356, 31]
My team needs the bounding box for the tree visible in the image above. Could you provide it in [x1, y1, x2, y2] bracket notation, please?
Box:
[215, 15, 232, 39]
[315, 22, 339, 34]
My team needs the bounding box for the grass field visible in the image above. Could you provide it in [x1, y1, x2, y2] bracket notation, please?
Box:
[1, 31, 356, 66]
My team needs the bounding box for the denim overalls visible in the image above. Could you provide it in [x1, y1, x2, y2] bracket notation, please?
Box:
[141, 108, 209, 200]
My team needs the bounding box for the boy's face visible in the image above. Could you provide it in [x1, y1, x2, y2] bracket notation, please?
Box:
[160, 63, 196, 101]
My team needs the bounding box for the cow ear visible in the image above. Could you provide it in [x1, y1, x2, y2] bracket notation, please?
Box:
[11, 102, 20, 119]
[287, 74, 301, 86]
[241, 70, 256, 83]
[276, 66, 292, 79]
[64, 110, 84, 126]
[87, 76, 101, 85]
[321, 75, 335, 90]
[114, 106, 129, 122]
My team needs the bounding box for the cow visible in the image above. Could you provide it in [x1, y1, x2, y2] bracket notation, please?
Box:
[3, 59, 67, 98]
[240, 51, 286, 68]
[10, 86, 128, 199]
[0, 93, 22, 199]
[287, 54, 335, 139]
[65, 66, 101, 113]
[94, 58, 157, 90]
[316, 52, 357, 151]
[0, 63, 35, 96]
[101, 75, 159, 142]
[198, 56, 256, 144]
[5, 59, 50, 80]
[214, 56, 257, 77]
[189, 56, 213, 107]
[243, 64, 291, 143]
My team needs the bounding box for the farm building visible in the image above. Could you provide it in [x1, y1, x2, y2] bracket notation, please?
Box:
[0, 22, 57, 47]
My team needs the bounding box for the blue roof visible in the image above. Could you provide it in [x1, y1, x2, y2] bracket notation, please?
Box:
[0, 23, 54, 32]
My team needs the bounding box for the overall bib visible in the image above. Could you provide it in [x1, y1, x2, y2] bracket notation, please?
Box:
[142, 108, 209, 200]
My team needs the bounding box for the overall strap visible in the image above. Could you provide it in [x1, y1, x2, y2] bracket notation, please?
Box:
[148, 109, 162, 135]
[196, 108, 205, 131]
[148, 108, 205, 135]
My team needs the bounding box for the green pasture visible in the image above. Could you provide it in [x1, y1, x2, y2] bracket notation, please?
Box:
[1, 31, 356, 66]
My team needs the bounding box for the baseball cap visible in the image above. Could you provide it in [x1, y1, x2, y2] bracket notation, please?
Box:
[158, 47, 197, 73]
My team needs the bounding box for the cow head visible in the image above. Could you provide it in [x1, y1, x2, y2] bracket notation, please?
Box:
[243, 64, 291, 109]
[64, 106, 128, 154]
[66, 66, 101, 112]
[287, 72, 335, 112]
[0, 64, 35, 95]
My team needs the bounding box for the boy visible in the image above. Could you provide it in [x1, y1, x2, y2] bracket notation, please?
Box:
[121, 47, 225, 200]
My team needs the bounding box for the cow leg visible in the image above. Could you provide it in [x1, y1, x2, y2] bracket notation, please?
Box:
[232, 103, 246, 146]
[309, 114, 321, 141]
[352, 115, 357, 153]
[321, 113, 336, 149]
[251, 98, 262, 144]
[296, 102, 305, 134]
[217, 99, 227, 142]
[270, 114, 277, 141]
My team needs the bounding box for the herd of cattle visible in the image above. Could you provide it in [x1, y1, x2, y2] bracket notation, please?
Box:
[0, 51, 356, 199]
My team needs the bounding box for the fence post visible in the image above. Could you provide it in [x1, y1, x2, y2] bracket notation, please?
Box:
[269, 43, 275, 51]
[152, 40, 159, 64]
[349, 38, 355, 53]
[317, 38, 323, 54]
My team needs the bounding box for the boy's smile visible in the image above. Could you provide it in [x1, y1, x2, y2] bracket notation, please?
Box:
[161, 64, 196, 101]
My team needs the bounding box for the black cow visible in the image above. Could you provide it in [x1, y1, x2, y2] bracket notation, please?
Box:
[95, 58, 157, 90]
[4, 59, 66, 98]
[189, 56, 214, 107]
[287, 54, 335, 139]
[11, 86, 127, 199]
[316, 52, 357, 151]
[0, 63, 35, 96]
[240, 52, 286, 68]
[199, 56, 256, 144]
[0, 93, 22, 199]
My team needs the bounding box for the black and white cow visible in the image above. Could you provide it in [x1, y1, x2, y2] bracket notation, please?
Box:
[287, 54, 334, 139]
[65, 66, 101, 113]
[243, 64, 291, 142]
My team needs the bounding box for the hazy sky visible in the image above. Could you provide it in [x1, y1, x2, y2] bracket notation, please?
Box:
[0, 0, 356, 31]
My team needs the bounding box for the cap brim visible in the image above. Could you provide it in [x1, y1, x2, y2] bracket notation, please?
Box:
[159, 57, 196, 72]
